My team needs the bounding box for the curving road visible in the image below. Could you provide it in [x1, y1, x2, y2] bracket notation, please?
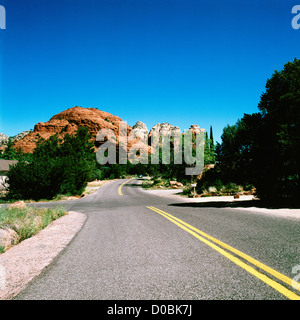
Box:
[14, 179, 300, 300]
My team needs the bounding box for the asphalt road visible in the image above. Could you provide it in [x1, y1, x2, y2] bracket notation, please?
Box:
[14, 179, 300, 300]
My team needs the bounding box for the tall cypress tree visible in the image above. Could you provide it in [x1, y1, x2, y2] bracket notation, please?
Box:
[209, 126, 215, 164]
[209, 126, 214, 149]
[204, 131, 212, 165]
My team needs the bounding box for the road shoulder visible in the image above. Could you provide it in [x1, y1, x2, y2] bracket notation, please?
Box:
[143, 189, 300, 219]
[0, 211, 87, 300]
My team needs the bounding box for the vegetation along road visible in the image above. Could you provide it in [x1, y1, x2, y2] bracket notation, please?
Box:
[14, 179, 300, 300]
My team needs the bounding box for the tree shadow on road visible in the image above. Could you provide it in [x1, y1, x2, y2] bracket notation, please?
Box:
[168, 199, 300, 210]
[123, 183, 141, 188]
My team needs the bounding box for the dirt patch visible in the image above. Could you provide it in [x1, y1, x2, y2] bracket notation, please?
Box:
[0, 211, 86, 300]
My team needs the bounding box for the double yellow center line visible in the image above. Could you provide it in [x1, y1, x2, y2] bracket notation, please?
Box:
[147, 206, 300, 300]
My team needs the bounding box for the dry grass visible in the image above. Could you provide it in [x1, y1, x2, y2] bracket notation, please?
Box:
[0, 206, 67, 253]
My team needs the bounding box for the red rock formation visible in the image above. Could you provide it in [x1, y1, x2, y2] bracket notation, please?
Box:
[13, 106, 132, 153]
[12, 107, 203, 159]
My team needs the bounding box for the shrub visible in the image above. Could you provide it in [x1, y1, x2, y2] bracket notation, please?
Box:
[7, 127, 95, 200]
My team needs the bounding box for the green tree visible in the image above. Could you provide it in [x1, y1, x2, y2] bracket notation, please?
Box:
[254, 58, 300, 201]
[216, 113, 263, 186]
[209, 126, 214, 149]
[209, 126, 215, 163]
[7, 127, 96, 200]
[0, 138, 23, 160]
[204, 128, 215, 165]
[211, 58, 300, 202]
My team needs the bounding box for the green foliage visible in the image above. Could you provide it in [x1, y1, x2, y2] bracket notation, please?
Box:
[7, 158, 63, 200]
[215, 113, 264, 186]
[0, 206, 66, 248]
[255, 58, 300, 201]
[196, 166, 250, 196]
[200, 58, 300, 203]
[0, 138, 24, 160]
[196, 165, 223, 193]
[204, 129, 215, 165]
[7, 127, 96, 200]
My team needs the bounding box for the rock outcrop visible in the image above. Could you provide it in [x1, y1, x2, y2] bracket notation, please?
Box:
[13, 107, 132, 153]
[0, 228, 20, 252]
[0, 133, 9, 145]
[149, 123, 180, 137]
[132, 121, 148, 141]
[189, 124, 203, 135]
[148, 123, 203, 138]
[148, 123, 181, 146]
[10, 131, 33, 142]
[8, 107, 204, 157]
[0, 131, 33, 152]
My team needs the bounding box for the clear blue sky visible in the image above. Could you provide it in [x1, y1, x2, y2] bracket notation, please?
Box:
[0, 0, 299, 143]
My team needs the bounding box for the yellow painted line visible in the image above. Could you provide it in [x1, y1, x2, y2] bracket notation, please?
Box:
[149, 206, 300, 291]
[118, 179, 132, 196]
[147, 206, 300, 300]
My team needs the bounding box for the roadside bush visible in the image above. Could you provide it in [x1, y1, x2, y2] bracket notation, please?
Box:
[6, 127, 95, 200]
[196, 165, 251, 196]
[221, 182, 241, 194]
[7, 158, 62, 200]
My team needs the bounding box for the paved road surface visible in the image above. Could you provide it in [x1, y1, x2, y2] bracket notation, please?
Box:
[15, 179, 300, 300]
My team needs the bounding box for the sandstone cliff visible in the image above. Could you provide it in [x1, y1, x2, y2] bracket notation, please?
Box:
[10, 107, 204, 156]
[13, 107, 132, 153]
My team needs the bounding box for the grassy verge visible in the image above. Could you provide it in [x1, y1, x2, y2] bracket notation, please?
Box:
[0, 206, 67, 253]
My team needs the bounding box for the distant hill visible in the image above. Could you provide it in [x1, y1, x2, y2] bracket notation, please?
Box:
[12, 106, 133, 153]
[2, 106, 203, 155]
